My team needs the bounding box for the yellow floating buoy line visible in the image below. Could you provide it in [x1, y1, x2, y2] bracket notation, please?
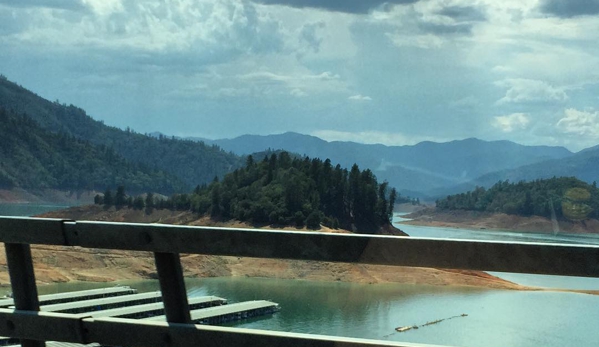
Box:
[395, 313, 468, 332]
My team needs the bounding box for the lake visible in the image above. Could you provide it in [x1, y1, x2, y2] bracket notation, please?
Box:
[39, 276, 599, 347]
[0, 203, 69, 217]
[395, 214, 599, 291]
[13, 209, 599, 346]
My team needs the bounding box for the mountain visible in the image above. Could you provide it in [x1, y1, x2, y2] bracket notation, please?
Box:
[208, 132, 573, 197]
[0, 76, 242, 189]
[0, 107, 186, 193]
[441, 146, 599, 195]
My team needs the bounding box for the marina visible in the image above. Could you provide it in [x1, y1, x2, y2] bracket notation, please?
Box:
[72, 295, 227, 319]
[1, 286, 279, 346]
[0, 286, 137, 308]
[36, 291, 164, 314]
[145, 300, 280, 325]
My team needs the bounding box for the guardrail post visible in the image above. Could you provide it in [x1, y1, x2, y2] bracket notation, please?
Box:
[4, 243, 45, 347]
[154, 252, 191, 324]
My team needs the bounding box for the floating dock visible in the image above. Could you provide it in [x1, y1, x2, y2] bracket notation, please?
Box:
[1, 287, 279, 346]
[0, 286, 137, 308]
[144, 300, 280, 325]
[35, 291, 163, 314]
[73, 296, 226, 319]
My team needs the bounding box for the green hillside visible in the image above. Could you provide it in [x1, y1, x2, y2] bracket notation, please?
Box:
[0, 107, 186, 193]
[0, 75, 242, 188]
[436, 177, 599, 221]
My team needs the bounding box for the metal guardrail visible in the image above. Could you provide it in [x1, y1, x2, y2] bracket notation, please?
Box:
[1, 216, 599, 347]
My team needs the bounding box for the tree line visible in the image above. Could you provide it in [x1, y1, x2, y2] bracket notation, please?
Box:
[98, 152, 405, 233]
[436, 177, 599, 221]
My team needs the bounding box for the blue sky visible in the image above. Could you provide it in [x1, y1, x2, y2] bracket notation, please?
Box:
[1, 0, 598, 151]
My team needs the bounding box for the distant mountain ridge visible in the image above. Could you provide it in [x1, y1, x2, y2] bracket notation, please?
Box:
[436, 146, 599, 196]
[204, 132, 574, 197]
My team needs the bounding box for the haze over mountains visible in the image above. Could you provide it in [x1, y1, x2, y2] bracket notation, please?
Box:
[201, 133, 596, 198]
[2, 74, 598, 201]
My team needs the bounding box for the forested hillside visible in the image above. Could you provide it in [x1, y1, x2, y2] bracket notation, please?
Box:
[101, 152, 405, 233]
[0, 76, 242, 188]
[0, 107, 186, 193]
[436, 177, 599, 221]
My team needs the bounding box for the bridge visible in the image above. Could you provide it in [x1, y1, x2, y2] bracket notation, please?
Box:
[1, 216, 598, 347]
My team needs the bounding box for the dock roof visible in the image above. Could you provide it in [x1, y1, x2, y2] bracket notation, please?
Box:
[72, 296, 225, 319]
[38, 291, 162, 312]
[145, 300, 278, 322]
[0, 286, 136, 308]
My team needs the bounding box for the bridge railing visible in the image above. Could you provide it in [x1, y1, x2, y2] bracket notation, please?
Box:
[1, 216, 598, 347]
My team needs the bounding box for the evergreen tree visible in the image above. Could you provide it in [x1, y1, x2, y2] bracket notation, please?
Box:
[103, 189, 113, 206]
[115, 185, 126, 207]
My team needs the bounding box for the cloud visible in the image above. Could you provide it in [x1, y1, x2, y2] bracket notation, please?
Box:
[251, 0, 418, 14]
[495, 78, 568, 104]
[348, 94, 372, 101]
[174, 69, 346, 99]
[0, 0, 87, 11]
[492, 113, 531, 132]
[299, 21, 325, 54]
[2, 0, 285, 65]
[539, 0, 599, 18]
[418, 22, 473, 36]
[557, 108, 599, 136]
[437, 5, 487, 22]
[238, 71, 340, 82]
[290, 88, 307, 97]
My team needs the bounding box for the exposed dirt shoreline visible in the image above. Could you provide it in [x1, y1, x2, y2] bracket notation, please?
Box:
[401, 208, 599, 235]
[2, 205, 596, 295]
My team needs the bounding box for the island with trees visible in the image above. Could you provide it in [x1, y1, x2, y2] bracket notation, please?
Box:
[94, 152, 412, 234]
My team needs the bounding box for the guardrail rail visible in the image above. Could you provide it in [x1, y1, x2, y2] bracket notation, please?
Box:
[1, 216, 598, 347]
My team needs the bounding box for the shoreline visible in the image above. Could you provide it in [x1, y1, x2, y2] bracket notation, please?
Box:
[401, 208, 599, 235]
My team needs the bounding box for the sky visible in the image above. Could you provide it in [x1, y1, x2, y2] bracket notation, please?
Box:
[1, 0, 598, 151]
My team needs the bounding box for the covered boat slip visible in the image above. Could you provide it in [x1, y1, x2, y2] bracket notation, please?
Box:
[0, 286, 136, 308]
[144, 300, 280, 325]
[35, 291, 164, 314]
[71, 296, 227, 319]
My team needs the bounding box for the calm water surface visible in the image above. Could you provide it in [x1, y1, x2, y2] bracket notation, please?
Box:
[0, 203, 68, 216]
[394, 214, 599, 291]
[40, 277, 599, 347]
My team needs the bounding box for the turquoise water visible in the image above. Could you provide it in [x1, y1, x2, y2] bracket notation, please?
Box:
[394, 214, 599, 291]
[197, 277, 599, 347]
[47, 277, 598, 347]
[0, 203, 68, 217]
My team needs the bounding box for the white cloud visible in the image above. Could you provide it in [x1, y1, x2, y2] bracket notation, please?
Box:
[492, 113, 530, 132]
[82, 0, 124, 16]
[290, 88, 307, 97]
[348, 94, 372, 101]
[386, 33, 444, 49]
[495, 78, 568, 104]
[557, 108, 599, 137]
